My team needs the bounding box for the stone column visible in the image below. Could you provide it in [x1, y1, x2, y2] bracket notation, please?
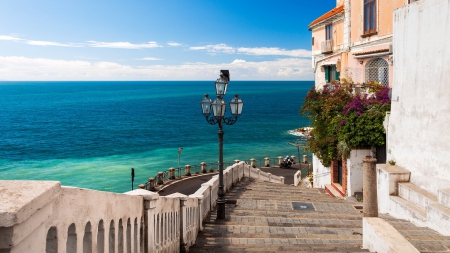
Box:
[250, 158, 256, 168]
[264, 157, 270, 167]
[303, 155, 308, 164]
[157, 173, 164, 185]
[200, 162, 207, 173]
[169, 167, 175, 179]
[149, 177, 156, 191]
[363, 156, 378, 217]
[278, 156, 283, 166]
[342, 158, 348, 195]
[291, 156, 296, 164]
[185, 164, 191, 176]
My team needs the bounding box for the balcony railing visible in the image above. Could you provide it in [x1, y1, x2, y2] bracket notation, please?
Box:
[321, 39, 333, 54]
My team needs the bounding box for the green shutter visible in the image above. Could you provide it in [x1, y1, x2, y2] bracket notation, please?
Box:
[324, 66, 329, 83]
[335, 66, 340, 81]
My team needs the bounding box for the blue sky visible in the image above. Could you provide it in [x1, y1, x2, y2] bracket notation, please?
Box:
[0, 0, 335, 80]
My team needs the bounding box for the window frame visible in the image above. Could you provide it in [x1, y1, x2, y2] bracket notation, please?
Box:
[364, 0, 377, 35]
[325, 24, 333, 41]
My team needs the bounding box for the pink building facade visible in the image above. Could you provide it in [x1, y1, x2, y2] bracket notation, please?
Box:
[309, 0, 409, 90]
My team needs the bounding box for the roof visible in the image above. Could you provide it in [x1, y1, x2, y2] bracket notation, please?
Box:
[308, 5, 344, 29]
[353, 48, 390, 56]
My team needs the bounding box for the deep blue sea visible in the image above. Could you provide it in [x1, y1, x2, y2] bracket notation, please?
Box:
[0, 81, 312, 193]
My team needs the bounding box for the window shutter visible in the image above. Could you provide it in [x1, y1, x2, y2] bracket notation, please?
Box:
[335, 66, 340, 81]
[324, 66, 329, 83]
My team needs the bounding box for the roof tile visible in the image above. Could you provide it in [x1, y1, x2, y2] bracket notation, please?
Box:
[309, 5, 344, 28]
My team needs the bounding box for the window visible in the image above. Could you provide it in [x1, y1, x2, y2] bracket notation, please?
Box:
[324, 65, 340, 83]
[312, 37, 314, 46]
[364, 0, 376, 34]
[325, 24, 333, 40]
[365, 58, 389, 86]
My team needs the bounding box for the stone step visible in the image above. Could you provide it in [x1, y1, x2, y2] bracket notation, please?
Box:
[202, 220, 363, 229]
[209, 216, 364, 225]
[398, 182, 438, 210]
[221, 210, 364, 219]
[189, 244, 371, 253]
[390, 195, 427, 221]
[331, 182, 346, 197]
[325, 184, 344, 199]
[193, 238, 363, 246]
[439, 188, 450, 209]
[428, 203, 450, 236]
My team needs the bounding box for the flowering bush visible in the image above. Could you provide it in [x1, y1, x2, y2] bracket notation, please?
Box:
[300, 83, 391, 167]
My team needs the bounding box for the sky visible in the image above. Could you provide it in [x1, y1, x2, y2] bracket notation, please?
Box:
[0, 0, 336, 81]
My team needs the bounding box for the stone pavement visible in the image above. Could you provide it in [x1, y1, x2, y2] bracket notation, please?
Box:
[189, 177, 371, 252]
[188, 177, 450, 253]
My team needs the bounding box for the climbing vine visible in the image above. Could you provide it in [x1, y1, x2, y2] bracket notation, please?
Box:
[300, 81, 391, 167]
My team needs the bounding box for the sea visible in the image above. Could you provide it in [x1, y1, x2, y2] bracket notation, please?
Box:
[0, 81, 312, 193]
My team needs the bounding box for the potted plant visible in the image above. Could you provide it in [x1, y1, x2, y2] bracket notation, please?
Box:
[388, 159, 396, 166]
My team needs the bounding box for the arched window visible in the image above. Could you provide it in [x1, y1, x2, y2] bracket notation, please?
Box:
[365, 58, 389, 86]
[46, 227, 58, 253]
[66, 224, 77, 253]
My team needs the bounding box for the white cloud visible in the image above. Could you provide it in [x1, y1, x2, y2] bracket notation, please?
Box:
[189, 43, 311, 57]
[26, 40, 82, 47]
[167, 42, 182, 47]
[232, 59, 246, 63]
[237, 47, 311, 57]
[0, 56, 313, 80]
[0, 35, 22, 41]
[87, 41, 161, 49]
[190, 43, 235, 54]
[137, 57, 164, 61]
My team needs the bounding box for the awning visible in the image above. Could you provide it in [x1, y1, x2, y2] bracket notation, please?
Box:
[320, 60, 337, 66]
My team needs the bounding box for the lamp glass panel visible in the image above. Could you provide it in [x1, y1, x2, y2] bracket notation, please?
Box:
[230, 97, 244, 116]
[215, 81, 228, 96]
[200, 96, 212, 117]
[212, 98, 226, 117]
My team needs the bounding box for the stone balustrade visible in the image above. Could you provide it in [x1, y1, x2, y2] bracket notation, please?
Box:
[0, 161, 285, 253]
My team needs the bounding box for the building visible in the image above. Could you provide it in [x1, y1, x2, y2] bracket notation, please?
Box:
[308, 0, 407, 198]
[308, 0, 407, 90]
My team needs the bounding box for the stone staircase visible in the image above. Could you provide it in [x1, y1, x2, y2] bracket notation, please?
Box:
[325, 182, 345, 199]
[189, 177, 371, 252]
[389, 179, 450, 236]
[381, 215, 450, 252]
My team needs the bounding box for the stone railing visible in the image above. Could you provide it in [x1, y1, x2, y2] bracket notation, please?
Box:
[0, 161, 283, 253]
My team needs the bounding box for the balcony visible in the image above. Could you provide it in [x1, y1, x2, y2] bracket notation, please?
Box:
[321, 39, 333, 54]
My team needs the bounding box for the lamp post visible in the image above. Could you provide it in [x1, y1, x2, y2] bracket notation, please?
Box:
[200, 70, 244, 220]
[178, 147, 183, 178]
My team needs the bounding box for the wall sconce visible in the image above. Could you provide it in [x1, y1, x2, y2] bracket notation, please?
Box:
[359, 60, 364, 64]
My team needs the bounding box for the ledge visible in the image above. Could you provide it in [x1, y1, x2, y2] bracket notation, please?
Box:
[0, 180, 61, 227]
[363, 217, 420, 253]
[361, 31, 378, 38]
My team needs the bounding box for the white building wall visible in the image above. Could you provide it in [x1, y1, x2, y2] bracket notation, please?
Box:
[347, 149, 372, 197]
[388, 0, 450, 195]
[312, 154, 330, 188]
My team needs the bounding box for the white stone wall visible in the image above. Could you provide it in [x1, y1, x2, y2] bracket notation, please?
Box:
[388, 0, 450, 195]
[312, 154, 330, 188]
[347, 149, 372, 197]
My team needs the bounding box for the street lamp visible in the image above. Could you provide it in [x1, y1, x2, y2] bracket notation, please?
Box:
[200, 70, 244, 220]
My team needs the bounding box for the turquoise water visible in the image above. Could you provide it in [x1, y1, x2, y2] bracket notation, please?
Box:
[0, 81, 312, 193]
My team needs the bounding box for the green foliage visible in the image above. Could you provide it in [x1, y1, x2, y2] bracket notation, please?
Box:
[300, 83, 391, 166]
[300, 84, 353, 166]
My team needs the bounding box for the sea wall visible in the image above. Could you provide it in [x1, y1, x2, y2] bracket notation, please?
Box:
[0, 161, 284, 253]
[388, 0, 450, 194]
